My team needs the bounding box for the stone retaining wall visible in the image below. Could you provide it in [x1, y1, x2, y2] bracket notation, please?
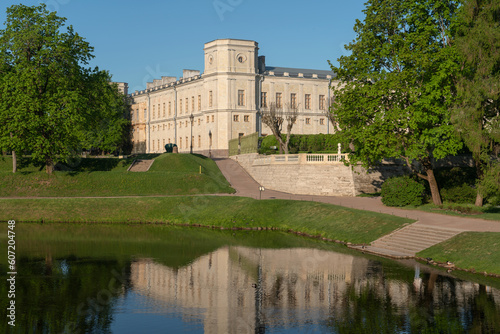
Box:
[231, 153, 406, 196]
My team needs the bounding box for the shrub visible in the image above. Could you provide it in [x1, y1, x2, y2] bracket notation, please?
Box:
[441, 184, 477, 204]
[381, 176, 425, 207]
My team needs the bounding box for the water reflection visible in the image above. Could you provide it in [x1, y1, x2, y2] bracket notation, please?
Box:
[129, 247, 500, 333]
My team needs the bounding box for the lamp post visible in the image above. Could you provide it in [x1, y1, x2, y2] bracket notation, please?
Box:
[208, 130, 212, 158]
[190, 113, 194, 154]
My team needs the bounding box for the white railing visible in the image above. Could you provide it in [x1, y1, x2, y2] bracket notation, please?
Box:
[253, 153, 348, 166]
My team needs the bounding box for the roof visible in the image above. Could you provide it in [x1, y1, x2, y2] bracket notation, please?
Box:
[264, 66, 336, 79]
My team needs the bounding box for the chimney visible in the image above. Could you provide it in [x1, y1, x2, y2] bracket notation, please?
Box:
[258, 56, 266, 73]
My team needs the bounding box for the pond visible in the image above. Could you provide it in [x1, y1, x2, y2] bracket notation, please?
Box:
[1, 223, 499, 333]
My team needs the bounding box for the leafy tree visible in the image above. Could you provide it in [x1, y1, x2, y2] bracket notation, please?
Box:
[452, 0, 500, 206]
[0, 4, 129, 173]
[329, 0, 463, 205]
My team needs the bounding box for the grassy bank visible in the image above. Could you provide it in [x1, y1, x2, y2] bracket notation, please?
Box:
[0, 196, 413, 244]
[0, 154, 234, 197]
[418, 232, 500, 275]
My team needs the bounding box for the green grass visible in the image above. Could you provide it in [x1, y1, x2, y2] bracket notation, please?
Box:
[0, 154, 234, 197]
[0, 196, 413, 244]
[418, 232, 500, 275]
[402, 203, 500, 221]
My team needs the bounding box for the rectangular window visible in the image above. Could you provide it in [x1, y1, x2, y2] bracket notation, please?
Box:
[168, 102, 171, 116]
[185, 137, 188, 149]
[136, 109, 139, 121]
[306, 118, 311, 124]
[319, 95, 325, 110]
[179, 99, 182, 113]
[212, 115, 215, 122]
[209, 91, 213, 107]
[152, 105, 155, 119]
[244, 115, 249, 122]
[158, 104, 160, 117]
[276, 93, 282, 108]
[291, 93, 297, 108]
[152, 140, 155, 150]
[185, 98, 188, 113]
[238, 90, 245, 106]
[179, 137, 182, 149]
[207, 115, 210, 123]
[320, 118, 325, 125]
[198, 135, 201, 148]
[192, 96, 195, 111]
[261, 92, 267, 108]
[198, 118, 200, 126]
[305, 94, 311, 110]
[198, 95, 201, 111]
[233, 115, 239, 122]
[144, 109, 147, 120]
[163, 103, 166, 117]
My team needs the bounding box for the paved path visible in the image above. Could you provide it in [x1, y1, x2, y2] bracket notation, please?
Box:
[215, 158, 500, 258]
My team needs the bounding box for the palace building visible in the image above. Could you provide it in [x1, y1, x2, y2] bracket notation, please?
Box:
[128, 39, 337, 157]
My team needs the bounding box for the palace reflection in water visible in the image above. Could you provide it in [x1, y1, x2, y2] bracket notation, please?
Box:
[130, 246, 500, 333]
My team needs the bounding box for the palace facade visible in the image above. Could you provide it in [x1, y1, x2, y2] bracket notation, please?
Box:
[129, 39, 337, 157]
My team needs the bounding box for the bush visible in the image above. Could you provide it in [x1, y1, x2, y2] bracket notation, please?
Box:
[381, 176, 426, 207]
[441, 184, 476, 204]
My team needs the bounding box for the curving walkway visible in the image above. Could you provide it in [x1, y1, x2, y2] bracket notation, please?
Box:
[215, 158, 500, 258]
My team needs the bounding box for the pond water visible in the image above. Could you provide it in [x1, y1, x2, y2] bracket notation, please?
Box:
[1, 223, 500, 333]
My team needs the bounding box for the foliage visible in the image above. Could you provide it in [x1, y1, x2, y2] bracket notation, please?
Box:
[452, 0, 500, 206]
[381, 176, 425, 207]
[0, 4, 130, 173]
[329, 0, 463, 205]
[441, 184, 477, 204]
[259, 133, 347, 154]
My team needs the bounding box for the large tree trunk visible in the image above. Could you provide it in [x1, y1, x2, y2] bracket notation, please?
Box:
[12, 150, 17, 173]
[414, 157, 442, 206]
[45, 158, 54, 174]
[474, 158, 484, 207]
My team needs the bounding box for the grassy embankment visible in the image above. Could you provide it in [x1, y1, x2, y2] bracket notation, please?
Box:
[1, 153, 499, 275]
[0, 154, 234, 196]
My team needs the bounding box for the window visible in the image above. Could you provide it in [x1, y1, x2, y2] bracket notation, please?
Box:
[152, 105, 155, 119]
[319, 95, 325, 110]
[291, 93, 297, 108]
[276, 92, 282, 108]
[152, 140, 155, 150]
[212, 115, 215, 122]
[207, 115, 210, 123]
[233, 115, 239, 122]
[168, 102, 171, 116]
[192, 96, 195, 111]
[158, 139, 160, 151]
[198, 95, 201, 111]
[306, 118, 311, 124]
[180, 99, 182, 113]
[144, 109, 147, 119]
[185, 137, 188, 149]
[179, 137, 182, 149]
[209, 91, 213, 107]
[244, 115, 249, 122]
[238, 90, 245, 106]
[168, 123, 171, 129]
[136, 109, 139, 121]
[198, 118, 200, 126]
[162, 139, 165, 147]
[185, 98, 188, 112]
[198, 135, 201, 148]
[305, 94, 311, 110]
[163, 103, 166, 117]
[320, 118, 325, 125]
[158, 104, 160, 117]
[261, 92, 267, 108]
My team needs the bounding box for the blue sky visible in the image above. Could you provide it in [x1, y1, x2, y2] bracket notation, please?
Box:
[0, 0, 367, 92]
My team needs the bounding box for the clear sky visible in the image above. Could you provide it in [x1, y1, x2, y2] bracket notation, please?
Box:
[0, 0, 367, 92]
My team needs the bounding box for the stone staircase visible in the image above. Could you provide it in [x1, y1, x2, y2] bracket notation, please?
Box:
[350, 224, 463, 259]
[128, 159, 154, 172]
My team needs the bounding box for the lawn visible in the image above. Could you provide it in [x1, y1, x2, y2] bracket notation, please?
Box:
[418, 232, 500, 275]
[0, 196, 414, 244]
[0, 154, 234, 197]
